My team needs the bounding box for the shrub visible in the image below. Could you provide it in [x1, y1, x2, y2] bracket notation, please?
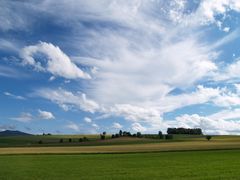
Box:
[83, 137, 88, 141]
[206, 135, 212, 141]
[38, 140, 43, 144]
[59, 139, 63, 143]
[69, 138, 72, 143]
[100, 134, 105, 140]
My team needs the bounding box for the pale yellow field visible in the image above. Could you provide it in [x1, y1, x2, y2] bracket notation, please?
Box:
[1, 139, 240, 154]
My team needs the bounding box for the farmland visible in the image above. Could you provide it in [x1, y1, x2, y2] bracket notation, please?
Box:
[1, 150, 240, 180]
[1, 135, 240, 154]
[1, 135, 240, 179]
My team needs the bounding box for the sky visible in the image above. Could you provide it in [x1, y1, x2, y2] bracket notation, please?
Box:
[1, 0, 240, 135]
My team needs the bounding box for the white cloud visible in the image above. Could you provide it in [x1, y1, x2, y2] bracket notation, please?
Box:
[0, 38, 19, 52]
[179, 0, 240, 27]
[4, 92, 25, 100]
[0, 1, 29, 31]
[174, 112, 240, 135]
[208, 108, 240, 121]
[38, 109, 55, 120]
[223, 27, 230, 32]
[131, 122, 147, 132]
[108, 104, 162, 126]
[0, 125, 15, 131]
[35, 88, 99, 113]
[92, 123, 99, 129]
[65, 122, 80, 131]
[10, 1, 240, 133]
[11, 112, 33, 123]
[84, 117, 92, 123]
[20, 42, 90, 79]
[0, 65, 28, 79]
[49, 76, 56, 81]
[112, 122, 123, 129]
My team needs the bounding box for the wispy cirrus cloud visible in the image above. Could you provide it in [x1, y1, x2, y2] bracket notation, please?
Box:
[4, 92, 26, 100]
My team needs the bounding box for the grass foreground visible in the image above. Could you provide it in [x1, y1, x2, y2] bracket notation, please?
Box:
[0, 150, 240, 180]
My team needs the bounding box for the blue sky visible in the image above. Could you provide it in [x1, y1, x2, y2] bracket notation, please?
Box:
[1, 0, 240, 135]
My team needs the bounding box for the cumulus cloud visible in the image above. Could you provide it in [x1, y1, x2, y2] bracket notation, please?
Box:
[196, 0, 240, 24]
[65, 122, 80, 131]
[214, 59, 240, 81]
[92, 123, 99, 129]
[131, 122, 147, 132]
[84, 117, 92, 123]
[4, 92, 25, 100]
[38, 109, 55, 120]
[11, 110, 55, 123]
[20, 42, 90, 79]
[35, 88, 99, 113]
[112, 122, 123, 129]
[174, 112, 240, 135]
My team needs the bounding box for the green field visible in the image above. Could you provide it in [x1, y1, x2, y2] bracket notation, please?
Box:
[1, 135, 240, 179]
[1, 135, 240, 155]
[0, 150, 240, 180]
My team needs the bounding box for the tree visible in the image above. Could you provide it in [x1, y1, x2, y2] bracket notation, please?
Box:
[206, 135, 212, 141]
[167, 128, 202, 135]
[83, 136, 88, 141]
[136, 132, 142, 138]
[100, 132, 106, 140]
[59, 139, 63, 143]
[119, 130, 123, 136]
[38, 140, 43, 144]
[111, 134, 115, 138]
[158, 131, 163, 139]
[69, 138, 72, 143]
[79, 138, 83, 142]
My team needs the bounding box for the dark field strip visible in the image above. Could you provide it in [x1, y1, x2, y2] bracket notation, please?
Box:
[2, 140, 240, 154]
[0, 150, 240, 180]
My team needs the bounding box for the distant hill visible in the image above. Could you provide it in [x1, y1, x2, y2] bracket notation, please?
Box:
[0, 130, 32, 136]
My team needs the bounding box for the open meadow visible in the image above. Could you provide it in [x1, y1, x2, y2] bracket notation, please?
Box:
[1, 135, 240, 179]
[1, 150, 240, 180]
[1, 134, 240, 154]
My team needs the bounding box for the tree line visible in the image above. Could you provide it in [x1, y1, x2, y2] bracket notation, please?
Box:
[167, 128, 202, 135]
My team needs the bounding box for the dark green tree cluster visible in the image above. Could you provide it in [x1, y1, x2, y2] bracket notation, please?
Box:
[167, 128, 202, 135]
[143, 131, 164, 139]
[111, 130, 142, 138]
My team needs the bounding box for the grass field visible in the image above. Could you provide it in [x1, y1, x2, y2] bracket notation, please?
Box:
[1, 135, 240, 179]
[1, 150, 240, 180]
[1, 135, 240, 154]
